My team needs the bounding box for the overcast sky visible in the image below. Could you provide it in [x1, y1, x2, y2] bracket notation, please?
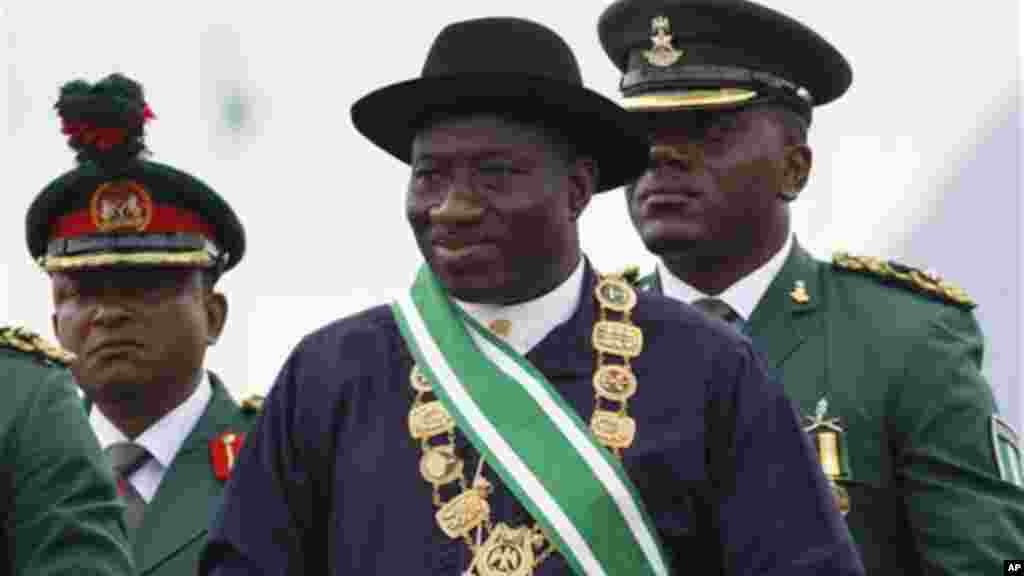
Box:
[5, 1, 1022, 425]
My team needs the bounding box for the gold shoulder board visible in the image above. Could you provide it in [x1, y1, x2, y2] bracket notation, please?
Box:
[832, 252, 975, 309]
[241, 395, 265, 413]
[0, 326, 76, 366]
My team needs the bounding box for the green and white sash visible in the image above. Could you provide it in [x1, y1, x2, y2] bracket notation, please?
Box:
[392, 264, 671, 576]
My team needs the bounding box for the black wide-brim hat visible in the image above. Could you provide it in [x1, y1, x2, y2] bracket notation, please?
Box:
[599, 0, 852, 122]
[351, 17, 649, 192]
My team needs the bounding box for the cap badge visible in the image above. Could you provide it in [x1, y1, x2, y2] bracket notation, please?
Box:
[643, 15, 683, 67]
[90, 180, 153, 233]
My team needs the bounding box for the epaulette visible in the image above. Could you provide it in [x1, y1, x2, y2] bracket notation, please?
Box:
[832, 252, 975, 309]
[240, 395, 264, 413]
[0, 326, 76, 366]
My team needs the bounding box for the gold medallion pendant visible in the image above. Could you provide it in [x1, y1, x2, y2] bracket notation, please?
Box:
[420, 445, 463, 488]
[592, 321, 644, 358]
[595, 276, 638, 312]
[473, 523, 535, 576]
[409, 401, 456, 439]
[590, 410, 637, 449]
[593, 365, 638, 402]
[436, 489, 490, 538]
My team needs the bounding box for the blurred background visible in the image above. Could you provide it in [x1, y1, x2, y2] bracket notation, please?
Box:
[4, 1, 1022, 426]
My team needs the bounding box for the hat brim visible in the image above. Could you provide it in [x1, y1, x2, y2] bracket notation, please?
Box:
[350, 74, 648, 192]
[621, 88, 759, 112]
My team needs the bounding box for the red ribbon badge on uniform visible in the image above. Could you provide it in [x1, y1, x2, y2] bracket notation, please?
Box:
[209, 432, 246, 481]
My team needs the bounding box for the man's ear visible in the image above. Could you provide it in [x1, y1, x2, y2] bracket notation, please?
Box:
[567, 157, 596, 221]
[780, 144, 812, 202]
[205, 291, 228, 345]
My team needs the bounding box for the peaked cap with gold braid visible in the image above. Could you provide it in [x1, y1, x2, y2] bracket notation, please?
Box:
[598, 0, 852, 123]
[26, 73, 245, 275]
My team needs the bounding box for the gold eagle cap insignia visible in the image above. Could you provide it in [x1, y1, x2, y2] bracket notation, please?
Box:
[643, 15, 684, 67]
[832, 252, 975, 309]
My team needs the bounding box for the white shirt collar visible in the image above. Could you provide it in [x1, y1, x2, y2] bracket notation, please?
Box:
[89, 371, 213, 469]
[658, 232, 794, 320]
[454, 257, 584, 355]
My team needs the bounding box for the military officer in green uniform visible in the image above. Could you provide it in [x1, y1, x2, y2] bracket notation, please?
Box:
[24, 73, 262, 576]
[0, 326, 136, 575]
[597, 0, 1024, 572]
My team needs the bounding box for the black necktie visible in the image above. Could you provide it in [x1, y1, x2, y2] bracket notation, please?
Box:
[104, 442, 152, 533]
[691, 297, 742, 326]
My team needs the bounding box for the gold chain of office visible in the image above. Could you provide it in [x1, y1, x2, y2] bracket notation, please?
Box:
[406, 272, 644, 576]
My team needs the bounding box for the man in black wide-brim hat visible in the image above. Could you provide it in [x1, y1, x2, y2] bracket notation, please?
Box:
[201, 16, 863, 575]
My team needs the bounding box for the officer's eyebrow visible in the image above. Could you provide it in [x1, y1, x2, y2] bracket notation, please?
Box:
[412, 147, 535, 165]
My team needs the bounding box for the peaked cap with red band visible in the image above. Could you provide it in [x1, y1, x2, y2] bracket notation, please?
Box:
[26, 73, 245, 274]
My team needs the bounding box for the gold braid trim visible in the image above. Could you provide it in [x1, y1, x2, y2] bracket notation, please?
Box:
[0, 326, 76, 366]
[40, 250, 214, 271]
[832, 252, 975, 309]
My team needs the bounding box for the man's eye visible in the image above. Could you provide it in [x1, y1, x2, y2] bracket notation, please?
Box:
[705, 118, 738, 139]
[478, 162, 522, 176]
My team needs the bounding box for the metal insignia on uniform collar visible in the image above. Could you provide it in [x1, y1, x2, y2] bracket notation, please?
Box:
[643, 15, 683, 67]
[240, 395, 264, 413]
[790, 280, 810, 304]
[209, 431, 246, 480]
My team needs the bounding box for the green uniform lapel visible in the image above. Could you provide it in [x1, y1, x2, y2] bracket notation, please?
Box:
[642, 242, 1024, 571]
[134, 372, 249, 575]
[747, 242, 820, 367]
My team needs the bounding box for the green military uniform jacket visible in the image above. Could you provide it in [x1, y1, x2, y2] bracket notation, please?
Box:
[642, 241, 1024, 574]
[0, 327, 135, 575]
[88, 371, 260, 576]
